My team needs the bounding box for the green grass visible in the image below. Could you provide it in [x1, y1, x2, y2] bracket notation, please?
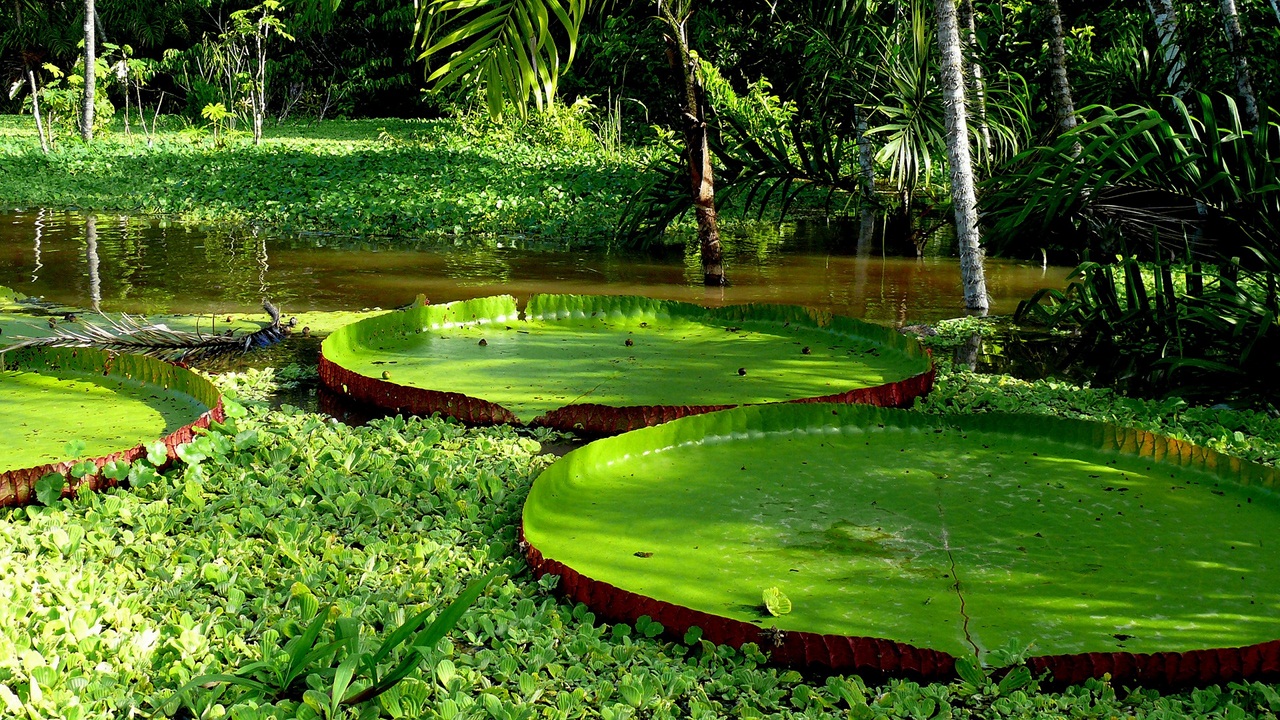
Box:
[0, 113, 656, 241]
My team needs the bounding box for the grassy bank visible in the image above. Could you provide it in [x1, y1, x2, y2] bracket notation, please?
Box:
[0, 114, 656, 241]
[3, 318, 1280, 718]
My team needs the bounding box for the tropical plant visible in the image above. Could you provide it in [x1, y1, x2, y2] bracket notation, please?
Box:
[984, 93, 1280, 258]
[413, 0, 587, 118]
[176, 570, 496, 712]
[1015, 252, 1280, 407]
[230, 0, 295, 145]
[868, 0, 1029, 205]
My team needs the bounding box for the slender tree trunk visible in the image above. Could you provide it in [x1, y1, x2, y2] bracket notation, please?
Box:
[253, 28, 266, 145]
[662, 10, 724, 286]
[854, 106, 876, 205]
[1270, 0, 1280, 26]
[935, 0, 989, 314]
[1220, 0, 1260, 131]
[1145, 0, 1188, 96]
[957, 0, 990, 163]
[1046, 0, 1079, 136]
[27, 70, 50, 154]
[80, 0, 96, 142]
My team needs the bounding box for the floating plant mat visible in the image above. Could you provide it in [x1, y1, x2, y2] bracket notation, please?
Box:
[0, 347, 220, 503]
[320, 295, 932, 432]
[522, 403, 1280, 683]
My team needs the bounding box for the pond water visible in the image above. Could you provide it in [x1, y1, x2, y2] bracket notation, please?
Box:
[0, 210, 1071, 324]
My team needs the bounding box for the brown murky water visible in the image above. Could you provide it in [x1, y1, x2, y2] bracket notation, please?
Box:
[0, 210, 1071, 324]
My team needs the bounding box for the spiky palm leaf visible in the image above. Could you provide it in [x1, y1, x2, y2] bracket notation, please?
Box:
[867, 0, 1029, 197]
[414, 0, 587, 117]
[984, 93, 1280, 256]
[1, 302, 294, 365]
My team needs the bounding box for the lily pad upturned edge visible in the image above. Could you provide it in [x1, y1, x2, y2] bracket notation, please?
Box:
[521, 403, 1280, 689]
[318, 294, 935, 434]
[0, 346, 225, 508]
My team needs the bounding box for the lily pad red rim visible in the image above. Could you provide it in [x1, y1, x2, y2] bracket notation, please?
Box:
[318, 294, 935, 434]
[0, 346, 225, 508]
[521, 403, 1280, 689]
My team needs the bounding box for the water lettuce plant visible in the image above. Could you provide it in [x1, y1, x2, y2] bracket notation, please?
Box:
[2, 368, 1280, 717]
[0, 115, 649, 242]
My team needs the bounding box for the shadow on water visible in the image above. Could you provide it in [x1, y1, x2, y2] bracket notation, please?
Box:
[0, 210, 1071, 325]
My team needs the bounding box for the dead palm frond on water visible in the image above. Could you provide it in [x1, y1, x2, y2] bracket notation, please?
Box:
[0, 301, 296, 365]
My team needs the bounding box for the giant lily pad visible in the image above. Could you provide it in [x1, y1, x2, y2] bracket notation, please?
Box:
[0, 347, 223, 506]
[319, 295, 933, 433]
[522, 403, 1280, 687]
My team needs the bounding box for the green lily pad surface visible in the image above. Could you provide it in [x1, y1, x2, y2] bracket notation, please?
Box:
[320, 295, 932, 425]
[0, 347, 217, 474]
[523, 404, 1280, 663]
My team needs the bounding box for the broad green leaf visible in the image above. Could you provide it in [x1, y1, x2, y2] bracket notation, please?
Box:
[35, 473, 65, 505]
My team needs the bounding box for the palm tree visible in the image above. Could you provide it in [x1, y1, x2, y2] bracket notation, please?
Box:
[81, 0, 95, 142]
[957, 0, 989, 162]
[1219, 0, 1259, 132]
[1145, 0, 1187, 96]
[934, 0, 987, 313]
[1046, 0, 1077, 136]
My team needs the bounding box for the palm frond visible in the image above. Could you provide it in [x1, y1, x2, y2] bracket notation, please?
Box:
[414, 0, 587, 117]
[1, 303, 295, 365]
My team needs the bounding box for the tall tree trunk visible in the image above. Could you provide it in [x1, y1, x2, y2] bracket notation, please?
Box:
[662, 8, 724, 286]
[1270, 0, 1280, 26]
[253, 28, 266, 145]
[1145, 0, 1188, 96]
[957, 0, 990, 163]
[1046, 0, 1079, 136]
[935, 0, 989, 314]
[1220, 0, 1260, 131]
[27, 70, 50, 154]
[80, 0, 95, 142]
[854, 106, 876, 205]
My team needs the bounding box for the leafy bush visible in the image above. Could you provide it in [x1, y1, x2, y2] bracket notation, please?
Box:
[1012, 255, 1279, 408]
[984, 94, 1280, 259]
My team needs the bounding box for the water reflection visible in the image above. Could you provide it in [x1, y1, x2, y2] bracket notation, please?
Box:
[0, 210, 1070, 324]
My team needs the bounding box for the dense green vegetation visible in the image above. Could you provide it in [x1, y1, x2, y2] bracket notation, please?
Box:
[2, 343, 1279, 719]
[0, 114, 653, 240]
[3, 0, 1280, 716]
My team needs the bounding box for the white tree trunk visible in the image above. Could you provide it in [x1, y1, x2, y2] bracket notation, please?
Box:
[1145, 0, 1188, 96]
[1047, 0, 1078, 136]
[936, 0, 988, 313]
[1270, 0, 1280, 26]
[27, 70, 49, 154]
[80, 0, 95, 142]
[253, 29, 266, 145]
[958, 0, 990, 163]
[1221, 0, 1260, 131]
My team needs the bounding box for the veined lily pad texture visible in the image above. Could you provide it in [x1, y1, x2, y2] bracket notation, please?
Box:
[318, 294, 934, 434]
[0, 346, 223, 506]
[522, 403, 1280, 687]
